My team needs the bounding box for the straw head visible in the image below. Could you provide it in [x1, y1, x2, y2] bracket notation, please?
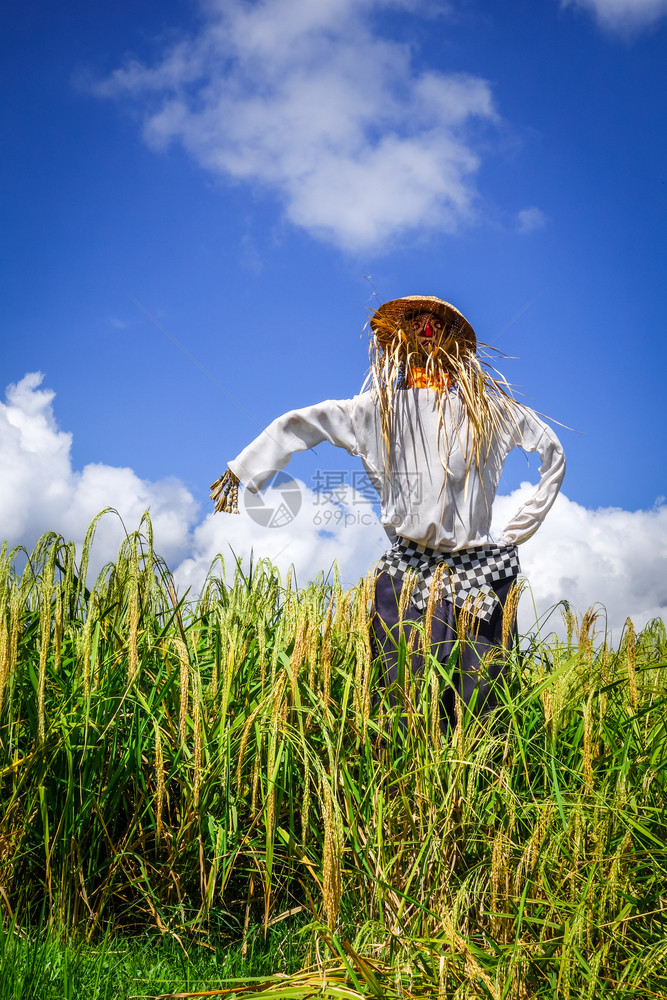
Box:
[370, 295, 476, 351]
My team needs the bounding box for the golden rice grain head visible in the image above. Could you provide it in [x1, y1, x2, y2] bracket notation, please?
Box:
[307, 620, 318, 694]
[236, 702, 263, 796]
[37, 596, 51, 745]
[336, 587, 355, 640]
[531, 802, 553, 870]
[81, 609, 94, 703]
[0, 604, 9, 718]
[54, 585, 63, 673]
[251, 751, 261, 815]
[423, 562, 447, 655]
[583, 692, 595, 788]
[578, 608, 600, 691]
[301, 747, 311, 845]
[429, 672, 441, 749]
[439, 910, 501, 1000]
[127, 578, 140, 684]
[268, 675, 286, 761]
[598, 639, 610, 737]
[561, 602, 577, 649]
[172, 636, 190, 745]
[265, 783, 276, 867]
[193, 684, 203, 808]
[501, 578, 525, 650]
[269, 616, 284, 689]
[289, 615, 308, 695]
[490, 831, 511, 940]
[321, 594, 334, 712]
[258, 612, 268, 695]
[9, 586, 21, 681]
[283, 566, 295, 616]
[398, 569, 417, 625]
[265, 687, 284, 842]
[360, 652, 373, 744]
[358, 574, 376, 738]
[625, 617, 638, 710]
[321, 776, 342, 929]
[453, 690, 464, 748]
[154, 721, 165, 843]
[456, 593, 482, 650]
[353, 613, 366, 706]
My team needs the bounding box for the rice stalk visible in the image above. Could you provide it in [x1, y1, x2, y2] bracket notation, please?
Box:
[423, 562, 448, 656]
[0, 593, 10, 720]
[173, 636, 190, 746]
[321, 594, 334, 715]
[501, 577, 524, 651]
[192, 673, 203, 810]
[625, 616, 638, 710]
[582, 691, 595, 788]
[321, 773, 342, 930]
[154, 720, 166, 844]
[0, 512, 665, 1000]
[37, 537, 60, 742]
[124, 538, 141, 685]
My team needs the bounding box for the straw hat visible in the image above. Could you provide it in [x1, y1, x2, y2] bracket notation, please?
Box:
[370, 295, 476, 350]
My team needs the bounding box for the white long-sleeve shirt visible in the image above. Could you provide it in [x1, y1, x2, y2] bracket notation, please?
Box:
[228, 388, 565, 552]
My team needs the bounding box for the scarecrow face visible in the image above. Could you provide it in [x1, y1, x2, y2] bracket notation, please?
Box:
[407, 310, 446, 350]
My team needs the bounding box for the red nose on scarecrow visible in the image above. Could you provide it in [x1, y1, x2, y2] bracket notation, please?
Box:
[210, 294, 565, 732]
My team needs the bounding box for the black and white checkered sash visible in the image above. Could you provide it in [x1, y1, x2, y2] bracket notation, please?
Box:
[375, 538, 520, 621]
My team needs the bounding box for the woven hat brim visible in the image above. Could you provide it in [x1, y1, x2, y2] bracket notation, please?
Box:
[370, 295, 476, 349]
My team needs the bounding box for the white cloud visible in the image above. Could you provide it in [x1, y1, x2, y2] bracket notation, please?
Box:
[92, 0, 498, 251]
[0, 373, 199, 578]
[516, 206, 547, 234]
[492, 486, 667, 638]
[562, 0, 667, 33]
[2, 374, 665, 642]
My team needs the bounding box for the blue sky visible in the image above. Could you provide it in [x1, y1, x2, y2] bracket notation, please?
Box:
[1, 0, 666, 633]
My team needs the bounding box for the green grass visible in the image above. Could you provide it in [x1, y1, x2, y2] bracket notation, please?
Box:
[1, 511, 666, 998]
[0, 919, 306, 999]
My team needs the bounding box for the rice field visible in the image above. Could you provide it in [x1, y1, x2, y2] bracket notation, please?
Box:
[0, 511, 666, 999]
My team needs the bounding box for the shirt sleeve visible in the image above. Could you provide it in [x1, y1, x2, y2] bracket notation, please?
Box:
[227, 398, 359, 493]
[499, 408, 566, 545]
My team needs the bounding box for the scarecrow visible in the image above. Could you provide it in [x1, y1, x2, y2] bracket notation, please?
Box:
[210, 295, 565, 728]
